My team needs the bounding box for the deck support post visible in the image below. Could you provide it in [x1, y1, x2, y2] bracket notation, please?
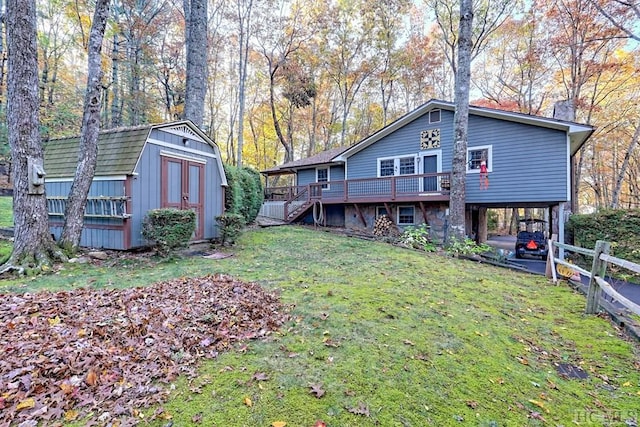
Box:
[353, 204, 367, 227]
[384, 203, 395, 224]
[419, 202, 428, 224]
[478, 207, 487, 243]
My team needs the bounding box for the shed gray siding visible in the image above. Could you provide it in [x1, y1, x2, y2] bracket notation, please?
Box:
[133, 129, 224, 247]
[45, 122, 226, 250]
[345, 109, 569, 204]
[47, 179, 128, 250]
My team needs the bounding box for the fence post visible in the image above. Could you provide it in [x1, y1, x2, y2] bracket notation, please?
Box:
[585, 240, 611, 314]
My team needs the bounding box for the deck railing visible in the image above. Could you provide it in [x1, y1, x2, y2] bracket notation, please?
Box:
[265, 172, 451, 205]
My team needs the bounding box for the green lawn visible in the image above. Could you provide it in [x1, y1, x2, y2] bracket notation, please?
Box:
[0, 196, 12, 228]
[2, 226, 640, 425]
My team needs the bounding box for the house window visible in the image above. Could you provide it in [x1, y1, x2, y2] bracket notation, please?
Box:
[316, 167, 329, 189]
[379, 159, 395, 177]
[397, 206, 415, 225]
[376, 206, 389, 218]
[377, 155, 417, 177]
[429, 109, 441, 124]
[467, 145, 492, 173]
[399, 157, 415, 175]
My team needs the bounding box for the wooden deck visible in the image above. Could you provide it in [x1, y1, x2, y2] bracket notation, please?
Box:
[262, 173, 451, 221]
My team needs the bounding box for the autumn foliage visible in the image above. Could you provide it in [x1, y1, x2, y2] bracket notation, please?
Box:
[0, 274, 289, 425]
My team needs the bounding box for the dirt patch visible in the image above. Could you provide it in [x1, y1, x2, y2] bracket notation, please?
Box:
[0, 274, 290, 425]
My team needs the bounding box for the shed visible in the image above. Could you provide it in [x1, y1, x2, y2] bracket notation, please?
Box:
[44, 121, 227, 250]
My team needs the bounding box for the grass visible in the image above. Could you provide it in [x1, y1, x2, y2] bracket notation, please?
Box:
[2, 226, 640, 425]
[0, 196, 12, 228]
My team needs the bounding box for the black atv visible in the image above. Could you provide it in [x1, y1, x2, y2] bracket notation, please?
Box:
[515, 218, 548, 259]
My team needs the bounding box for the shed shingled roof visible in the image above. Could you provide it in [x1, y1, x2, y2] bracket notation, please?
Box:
[43, 125, 153, 179]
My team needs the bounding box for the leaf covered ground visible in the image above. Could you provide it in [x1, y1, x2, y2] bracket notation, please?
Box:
[1, 226, 640, 426]
[0, 274, 289, 426]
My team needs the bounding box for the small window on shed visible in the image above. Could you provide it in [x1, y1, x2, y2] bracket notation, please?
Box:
[429, 109, 441, 124]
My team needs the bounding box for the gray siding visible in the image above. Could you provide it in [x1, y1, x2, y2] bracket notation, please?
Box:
[47, 180, 128, 250]
[296, 165, 346, 197]
[46, 125, 225, 250]
[465, 115, 568, 203]
[133, 129, 224, 247]
[345, 109, 569, 204]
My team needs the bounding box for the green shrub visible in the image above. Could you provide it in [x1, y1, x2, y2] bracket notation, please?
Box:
[243, 167, 264, 222]
[445, 237, 492, 257]
[222, 164, 264, 224]
[216, 213, 245, 246]
[399, 223, 437, 252]
[142, 208, 196, 256]
[566, 209, 640, 279]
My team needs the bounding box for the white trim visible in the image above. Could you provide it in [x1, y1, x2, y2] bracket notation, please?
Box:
[419, 149, 442, 192]
[316, 166, 330, 190]
[466, 145, 493, 174]
[46, 175, 128, 183]
[148, 137, 217, 159]
[161, 124, 206, 143]
[160, 150, 207, 164]
[397, 205, 416, 225]
[429, 109, 441, 124]
[376, 154, 418, 177]
[333, 99, 593, 162]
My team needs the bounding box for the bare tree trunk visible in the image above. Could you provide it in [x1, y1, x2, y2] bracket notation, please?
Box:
[267, 60, 293, 163]
[183, 0, 208, 127]
[59, 0, 111, 252]
[448, 0, 473, 242]
[236, 0, 254, 167]
[111, 34, 122, 128]
[611, 123, 640, 208]
[3, 0, 65, 274]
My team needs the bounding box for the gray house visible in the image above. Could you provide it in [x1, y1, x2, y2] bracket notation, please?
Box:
[261, 99, 594, 243]
[44, 121, 227, 250]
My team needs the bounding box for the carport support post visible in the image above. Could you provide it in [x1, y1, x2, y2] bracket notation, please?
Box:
[585, 240, 610, 314]
[477, 207, 488, 243]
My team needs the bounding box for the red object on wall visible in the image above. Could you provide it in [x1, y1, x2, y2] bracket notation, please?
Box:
[479, 160, 489, 190]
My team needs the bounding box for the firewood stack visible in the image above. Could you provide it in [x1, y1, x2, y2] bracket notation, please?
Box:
[373, 215, 399, 237]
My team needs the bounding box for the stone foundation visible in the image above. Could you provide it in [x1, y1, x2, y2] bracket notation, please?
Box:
[344, 203, 449, 243]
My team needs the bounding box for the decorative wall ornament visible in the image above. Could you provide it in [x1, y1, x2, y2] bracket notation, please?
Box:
[420, 128, 440, 149]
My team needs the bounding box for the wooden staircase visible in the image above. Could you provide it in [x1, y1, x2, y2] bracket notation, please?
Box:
[284, 186, 313, 222]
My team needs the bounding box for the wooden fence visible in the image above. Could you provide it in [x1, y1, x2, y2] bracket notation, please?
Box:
[547, 239, 640, 315]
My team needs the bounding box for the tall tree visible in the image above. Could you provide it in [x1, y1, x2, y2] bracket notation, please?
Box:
[2, 0, 65, 274]
[473, 8, 553, 114]
[58, 0, 111, 251]
[256, 0, 315, 163]
[427, 0, 513, 74]
[547, 0, 632, 212]
[0, 0, 8, 161]
[449, 0, 474, 241]
[235, 0, 255, 167]
[588, 0, 640, 208]
[325, 0, 378, 146]
[183, 0, 208, 126]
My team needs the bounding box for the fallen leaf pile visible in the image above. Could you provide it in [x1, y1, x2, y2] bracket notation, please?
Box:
[0, 274, 290, 426]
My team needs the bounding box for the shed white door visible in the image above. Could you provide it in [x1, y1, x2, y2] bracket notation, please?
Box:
[161, 156, 205, 240]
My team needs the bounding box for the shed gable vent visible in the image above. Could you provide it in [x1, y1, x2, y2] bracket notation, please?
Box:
[164, 124, 205, 143]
